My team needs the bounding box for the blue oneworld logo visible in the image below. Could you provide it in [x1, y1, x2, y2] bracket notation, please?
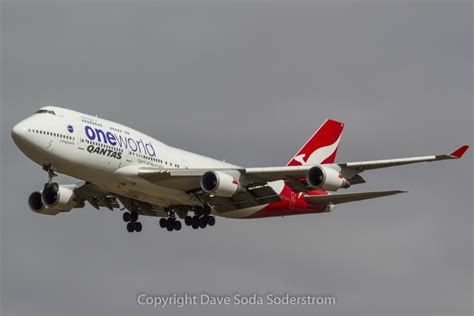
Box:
[84, 125, 156, 157]
[67, 125, 74, 133]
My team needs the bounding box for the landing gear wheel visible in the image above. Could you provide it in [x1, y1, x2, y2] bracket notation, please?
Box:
[174, 221, 182, 231]
[50, 182, 59, 192]
[44, 182, 59, 192]
[191, 216, 200, 229]
[126, 222, 135, 233]
[123, 212, 131, 222]
[206, 216, 216, 226]
[184, 216, 192, 226]
[159, 218, 167, 228]
[130, 211, 139, 222]
[199, 217, 207, 229]
[134, 222, 142, 232]
[166, 221, 174, 231]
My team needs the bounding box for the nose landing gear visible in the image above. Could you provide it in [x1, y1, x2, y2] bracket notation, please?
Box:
[43, 164, 57, 183]
[40, 164, 60, 203]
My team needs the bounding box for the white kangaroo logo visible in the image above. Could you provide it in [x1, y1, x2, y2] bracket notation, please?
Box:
[292, 135, 342, 165]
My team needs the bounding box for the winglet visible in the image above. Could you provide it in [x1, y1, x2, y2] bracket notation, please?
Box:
[449, 145, 470, 158]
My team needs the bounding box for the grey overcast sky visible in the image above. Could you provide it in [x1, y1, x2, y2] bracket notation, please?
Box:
[1, 1, 472, 316]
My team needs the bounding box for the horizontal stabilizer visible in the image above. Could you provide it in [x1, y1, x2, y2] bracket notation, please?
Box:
[304, 190, 406, 205]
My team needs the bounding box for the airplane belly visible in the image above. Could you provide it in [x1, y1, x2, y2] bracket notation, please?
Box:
[100, 175, 201, 208]
[215, 181, 330, 219]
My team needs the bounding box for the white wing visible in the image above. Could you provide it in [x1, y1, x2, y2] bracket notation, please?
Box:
[133, 146, 469, 190]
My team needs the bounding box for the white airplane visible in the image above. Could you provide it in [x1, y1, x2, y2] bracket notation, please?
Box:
[11, 106, 469, 232]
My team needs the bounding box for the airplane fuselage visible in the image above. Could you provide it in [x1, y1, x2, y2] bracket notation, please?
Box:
[12, 106, 330, 219]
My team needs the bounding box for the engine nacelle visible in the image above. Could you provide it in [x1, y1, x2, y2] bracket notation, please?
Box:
[41, 184, 83, 211]
[28, 191, 68, 216]
[307, 166, 351, 191]
[201, 171, 240, 197]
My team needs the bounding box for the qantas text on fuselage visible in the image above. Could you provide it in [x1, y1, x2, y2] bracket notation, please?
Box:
[11, 106, 469, 232]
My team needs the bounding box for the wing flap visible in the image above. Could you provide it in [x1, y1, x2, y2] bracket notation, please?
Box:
[304, 190, 406, 205]
[74, 182, 121, 210]
[197, 184, 281, 213]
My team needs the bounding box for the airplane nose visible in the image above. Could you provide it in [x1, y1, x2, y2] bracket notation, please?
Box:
[11, 120, 27, 143]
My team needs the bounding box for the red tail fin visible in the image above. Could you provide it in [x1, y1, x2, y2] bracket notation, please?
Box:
[287, 119, 344, 166]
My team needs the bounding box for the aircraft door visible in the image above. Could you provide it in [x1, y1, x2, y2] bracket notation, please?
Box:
[77, 131, 86, 150]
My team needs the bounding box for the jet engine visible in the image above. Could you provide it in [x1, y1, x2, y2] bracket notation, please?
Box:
[28, 190, 73, 215]
[37, 184, 84, 213]
[307, 166, 351, 191]
[200, 171, 240, 197]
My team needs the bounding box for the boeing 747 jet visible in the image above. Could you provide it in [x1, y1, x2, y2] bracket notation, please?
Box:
[11, 106, 469, 232]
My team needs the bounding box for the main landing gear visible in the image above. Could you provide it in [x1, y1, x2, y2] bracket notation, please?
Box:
[183, 214, 215, 230]
[122, 211, 142, 233]
[183, 205, 215, 230]
[158, 209, 182, 231]
[159, 217, 182, 231]
[118, 198, 151, 233]
[157, 206, 216, 232]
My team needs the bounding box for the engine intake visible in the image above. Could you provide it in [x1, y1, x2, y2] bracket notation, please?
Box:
[307, 166, 350, 191]
[29, 191, 46, 212]
[201, 171, 240, 197]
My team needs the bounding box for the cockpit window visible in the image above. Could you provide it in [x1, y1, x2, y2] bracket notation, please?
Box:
[34, 109, 56, 115]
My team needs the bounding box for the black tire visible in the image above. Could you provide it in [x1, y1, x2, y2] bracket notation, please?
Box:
[159, 218, 167, 228]
[184, 216, 192, 226]
[126, 222, 135, 233]
[123, 212, 131, 222]
[44, 182, 59, 192]
[135, 222, 142, 232]
[51, 182, 59, 192]
[191, 217, 199, 229]
[207, 216, 216, 226]
[174, 221, 182, 231]
[199, 217, 207, 229]
[130, 211, 139, 222]
[166, 222, 174, 231]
